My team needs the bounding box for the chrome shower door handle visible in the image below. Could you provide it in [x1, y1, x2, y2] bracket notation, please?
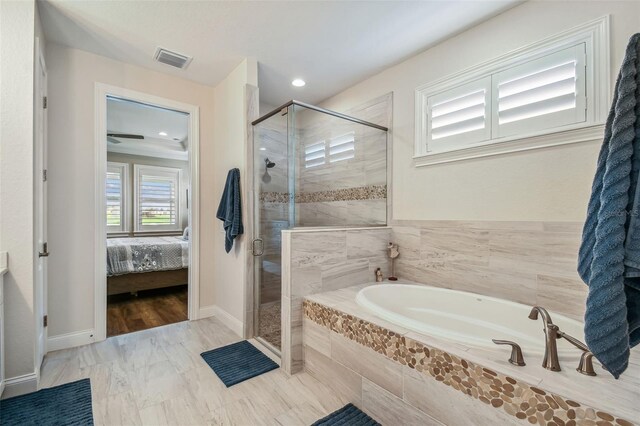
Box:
[252, 238, 264, 256]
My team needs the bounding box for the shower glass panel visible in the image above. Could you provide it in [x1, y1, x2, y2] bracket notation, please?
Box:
[252, 102, 388, 353]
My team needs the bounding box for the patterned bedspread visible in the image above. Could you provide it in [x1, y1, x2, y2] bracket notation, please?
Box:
[107, 236, 189, 276]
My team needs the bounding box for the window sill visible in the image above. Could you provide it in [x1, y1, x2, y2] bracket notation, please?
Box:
[413, 123, 605, 167]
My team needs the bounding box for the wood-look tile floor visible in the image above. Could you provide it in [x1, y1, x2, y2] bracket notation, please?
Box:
[40, 316, 349, 425]
[107, 285, 188, 337]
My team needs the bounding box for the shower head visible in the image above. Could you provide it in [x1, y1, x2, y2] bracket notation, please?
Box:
[265, 158, 276, 168]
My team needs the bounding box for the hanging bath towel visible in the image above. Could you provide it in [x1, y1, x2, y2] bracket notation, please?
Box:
[217, 168, 244, 253]
[578, 33, 640, 379]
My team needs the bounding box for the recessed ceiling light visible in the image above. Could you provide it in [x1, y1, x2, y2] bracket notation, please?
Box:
[259, 147, 266, 151]
[159, 131, 168, 136]
[291, 79, 306, 87]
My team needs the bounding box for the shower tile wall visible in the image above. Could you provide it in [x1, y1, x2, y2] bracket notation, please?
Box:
[295, 95, 391, 226]
[391, 221, 587, 320]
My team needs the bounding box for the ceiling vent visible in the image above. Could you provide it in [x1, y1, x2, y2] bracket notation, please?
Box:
[154, 47, 192, 70]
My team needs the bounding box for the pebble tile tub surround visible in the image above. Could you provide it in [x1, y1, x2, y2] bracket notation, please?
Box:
[303, 297, 638, 426]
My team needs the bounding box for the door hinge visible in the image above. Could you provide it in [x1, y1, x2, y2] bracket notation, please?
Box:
[39, 242, 50, 257]
[43, 315, 48, 327]
[43, 96, 47, 109]
[42, 169, 47, 182]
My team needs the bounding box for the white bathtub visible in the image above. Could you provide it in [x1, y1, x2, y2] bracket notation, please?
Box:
[356, 284, 585, 359]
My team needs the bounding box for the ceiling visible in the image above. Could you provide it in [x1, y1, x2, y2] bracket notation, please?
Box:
[40, 1, 521, 107]
[107, 97, 189, 161]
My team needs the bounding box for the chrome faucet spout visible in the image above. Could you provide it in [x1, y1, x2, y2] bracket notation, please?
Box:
[528, 306, 561, 372]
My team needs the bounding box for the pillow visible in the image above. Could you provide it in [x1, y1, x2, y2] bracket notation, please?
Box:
[182, 226, 190, 241]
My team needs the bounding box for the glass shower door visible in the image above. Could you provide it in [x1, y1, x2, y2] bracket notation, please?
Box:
[252, 105, 293, 353]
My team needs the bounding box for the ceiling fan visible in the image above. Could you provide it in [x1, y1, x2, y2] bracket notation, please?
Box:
[107, 133, 144, 144]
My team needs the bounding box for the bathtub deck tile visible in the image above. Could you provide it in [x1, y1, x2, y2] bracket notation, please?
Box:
[304, 284, 368, 308]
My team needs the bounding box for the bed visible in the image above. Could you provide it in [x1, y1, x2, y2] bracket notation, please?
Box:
[107, 236, 189, 295]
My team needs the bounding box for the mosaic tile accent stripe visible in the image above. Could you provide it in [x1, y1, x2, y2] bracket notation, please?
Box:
[296, 185, 387, 203]
[259, 185, 387, 204]
[260, 191, 291, 203]
[303, 300, 634, 426]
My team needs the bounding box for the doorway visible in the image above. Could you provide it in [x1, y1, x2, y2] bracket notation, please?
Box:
[94, 85, 200, 341]
[34, 37, 48, 370]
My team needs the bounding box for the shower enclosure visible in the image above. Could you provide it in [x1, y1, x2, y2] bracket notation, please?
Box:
[251, 100, 388, 353]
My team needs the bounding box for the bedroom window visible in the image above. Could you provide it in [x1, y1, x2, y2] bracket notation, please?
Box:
[414, 16, 609, 166]
[106, 162, 128, 233]
[134, 165, 181, 232]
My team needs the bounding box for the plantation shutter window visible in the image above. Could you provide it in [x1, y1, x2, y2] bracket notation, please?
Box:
[106, 162, 128, 233]
[305, 141, 326, 168]
[493, 44, 586, 138]
[329, 132, 355, 163]
[414, 18, 608, 165]
[426, 77, 492, 152]
[134, 165, 181, 232]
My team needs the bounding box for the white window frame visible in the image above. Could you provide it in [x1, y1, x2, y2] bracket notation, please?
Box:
[106, 162, 129, 234]
[414, 15, 610, 167]
[134, 164, 182, 233]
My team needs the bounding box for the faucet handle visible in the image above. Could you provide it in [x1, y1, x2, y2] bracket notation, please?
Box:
[577, 351, 597, 376]
[492, 339, 526, 366]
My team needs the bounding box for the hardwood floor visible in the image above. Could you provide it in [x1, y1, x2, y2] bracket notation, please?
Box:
[107, 285, 188, 337]
[40, 317, 350, 425]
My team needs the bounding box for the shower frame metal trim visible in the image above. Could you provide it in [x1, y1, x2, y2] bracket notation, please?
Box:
[251, 100, 389, 132]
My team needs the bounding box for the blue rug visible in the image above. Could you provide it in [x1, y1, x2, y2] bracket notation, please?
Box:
[312, 403, 380, 426]
[0, 379, 93, 426]
[200, 340, 278, 387]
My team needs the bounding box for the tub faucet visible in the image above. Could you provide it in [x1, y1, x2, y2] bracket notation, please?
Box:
[528, 306, 561, 372]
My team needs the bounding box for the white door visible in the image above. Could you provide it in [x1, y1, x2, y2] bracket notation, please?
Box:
[34, 38, 48, 369]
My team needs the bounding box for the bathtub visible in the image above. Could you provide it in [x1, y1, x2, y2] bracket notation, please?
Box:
[356, 284, 585, 359]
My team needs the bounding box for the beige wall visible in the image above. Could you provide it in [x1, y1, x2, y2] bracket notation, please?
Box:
[106, 152, 190, 234]
[320, 1, 640, 222]
[0, 0, 39, 383]
[211, 59, 258, 327]
[45, 43, 216, 338]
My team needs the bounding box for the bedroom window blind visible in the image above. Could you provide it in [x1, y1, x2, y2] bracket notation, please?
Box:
[134, 165, 181, 232]
[106, 162, 128, 233]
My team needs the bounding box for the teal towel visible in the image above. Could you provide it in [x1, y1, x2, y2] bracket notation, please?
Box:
[578, 33, 640, 379]
[216, 168, 243, 253]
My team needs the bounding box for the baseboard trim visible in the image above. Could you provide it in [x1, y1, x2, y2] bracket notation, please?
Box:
[198, 305, 217, 319]
[202, 305, 243, 337]
[47, 329, 96, 352]
[2, 372, 37, 399]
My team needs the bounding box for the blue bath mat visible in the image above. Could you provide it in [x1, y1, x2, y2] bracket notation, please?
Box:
[200, 340, 278, 387]
[312, 403, 380, 426]
[0, 378, 93, 426]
